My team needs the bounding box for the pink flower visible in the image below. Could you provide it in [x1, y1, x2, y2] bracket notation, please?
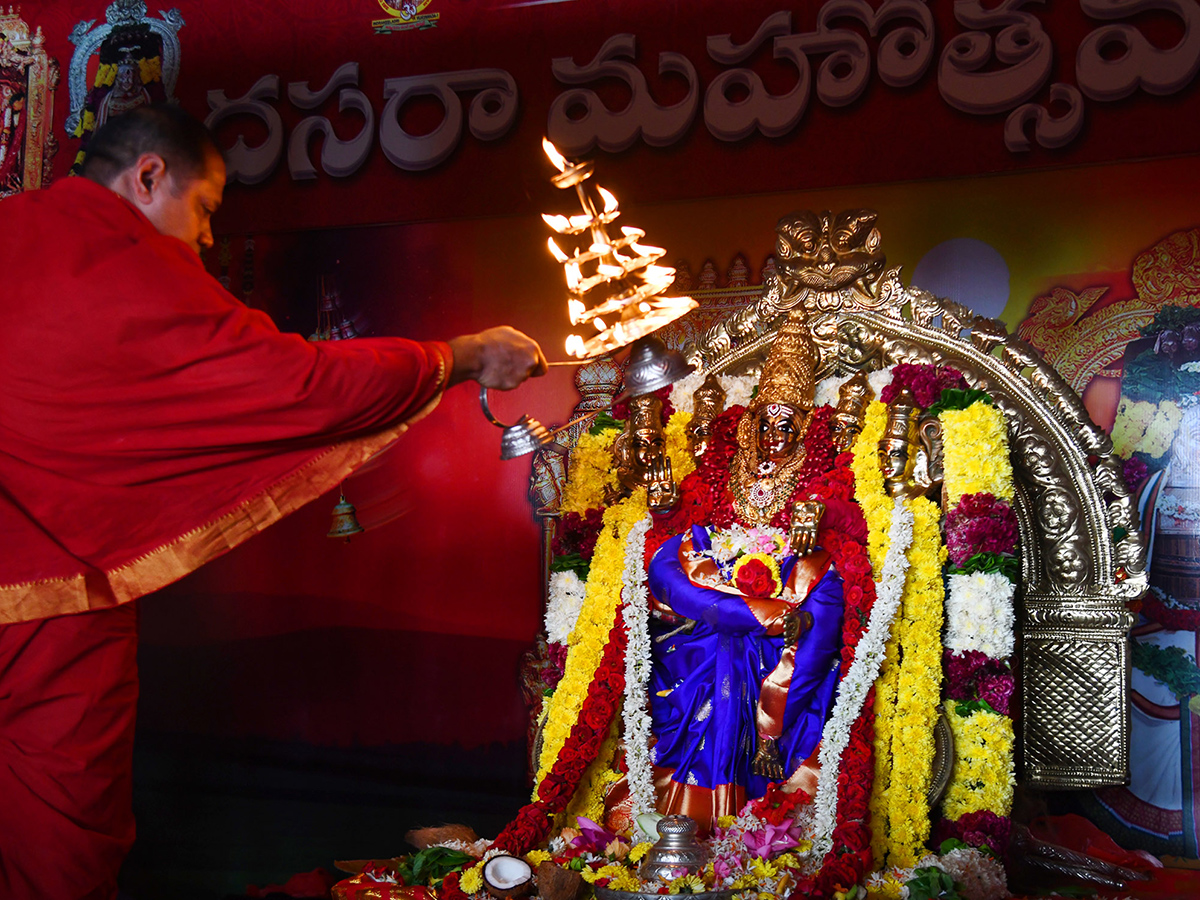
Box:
[570, 816, 620, 853]
[742, 821, 802, 859]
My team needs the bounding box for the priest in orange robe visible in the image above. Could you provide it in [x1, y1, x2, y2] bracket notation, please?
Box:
[0, 105, 545, 900]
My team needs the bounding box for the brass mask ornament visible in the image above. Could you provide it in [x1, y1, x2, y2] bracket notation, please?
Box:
[774, 208, 886, 295]
[878, 387, 929, 499]
[686, 373, 727, 460]
[830, 371, 874, 452]
[613, 394, 669, 496]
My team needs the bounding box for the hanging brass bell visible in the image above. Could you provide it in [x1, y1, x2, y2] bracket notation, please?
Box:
[327, 491, 364, 541]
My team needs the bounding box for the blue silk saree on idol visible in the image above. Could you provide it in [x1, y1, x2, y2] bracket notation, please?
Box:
[645, 525, 845, 830]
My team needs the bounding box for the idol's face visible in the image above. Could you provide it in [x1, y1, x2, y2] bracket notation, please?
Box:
[757, 403, 805, 464]
[686, 420, 712, 455]
[116, 66, 137, 94]
[632, 429, 666, 468]
[830, 415, 863, 451]
[877, 437, 913, 481]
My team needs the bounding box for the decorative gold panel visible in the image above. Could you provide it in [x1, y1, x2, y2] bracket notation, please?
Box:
[0, 9, 58, 196]
[683, 212, 1146, 789]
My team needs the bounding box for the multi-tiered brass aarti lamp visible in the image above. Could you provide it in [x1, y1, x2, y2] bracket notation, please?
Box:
[483, 140, 698, 460]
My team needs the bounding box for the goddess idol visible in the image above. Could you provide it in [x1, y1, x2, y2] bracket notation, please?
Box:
[634, 305, 867, 831]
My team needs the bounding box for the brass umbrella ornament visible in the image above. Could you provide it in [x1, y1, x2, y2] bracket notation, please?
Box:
[481, 139, 698, 459]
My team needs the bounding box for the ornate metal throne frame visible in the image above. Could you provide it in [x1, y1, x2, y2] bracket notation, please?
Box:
[0, 8, 57, 195]
[531, 227, 1148, 791]
[678, 254, 1148, 790]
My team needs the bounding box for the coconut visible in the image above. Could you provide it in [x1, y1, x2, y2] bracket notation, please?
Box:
[536, 861, 583, 900]
[482, 854, 533, 898]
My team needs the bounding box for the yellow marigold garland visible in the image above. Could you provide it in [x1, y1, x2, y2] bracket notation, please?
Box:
[868, 626, 902, 866]
[75, 110, 97, 139]
[664, 410, 696, 484]
[940, 404, 1014, 506]
[943, 710, 1015, 820]
[139, 55, 163, 84]
[851, 400, 904, 865]
[851, 401, 891, 572]
[885, 496, 946, 867]
[535, 492, 648, 787]
[941, 393, 1018, 837]
[560, 428, 620, 514]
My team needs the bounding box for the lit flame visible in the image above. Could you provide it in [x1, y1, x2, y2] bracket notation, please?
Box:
[542, 213, 571, 233]
[644, 264, 676, 282]
[594, 317, 607, 331]
[569, 214, 593, 231]
[598, 186, 619, 214]
[565, 262, 582, 291]
[568, 299, 585, 324]
[630, 241, 664, 257]
[590, 242, 611, 255]
[542, 138, 567, 173]
[547, 237, 568, 263]
[638, 302, 651, 313]
[620, 226, 645, 238]
[565, 334, 585, 357]
[598, 263, 623, 278]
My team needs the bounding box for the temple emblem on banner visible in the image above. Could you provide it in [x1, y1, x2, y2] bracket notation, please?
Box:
[373, 0, 440, 34]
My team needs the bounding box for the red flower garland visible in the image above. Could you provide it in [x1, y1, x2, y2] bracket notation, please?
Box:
[1142, 592, 1200, 632]
[880, 363, 967, 408]
[491, 618, 628, 855]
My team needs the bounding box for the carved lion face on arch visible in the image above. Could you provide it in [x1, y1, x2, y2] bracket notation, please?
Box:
[774, 209, 885, 294]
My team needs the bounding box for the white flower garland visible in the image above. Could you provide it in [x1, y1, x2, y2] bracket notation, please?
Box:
[1158, 490, 1200, 524]
[809, 496, 915, 859]
[814, 370, 894, 410]
[944, 572, 1016, 659]
[668, 372, 758, 414]
[546, 570, 588, 645]
[620, 515, 656, 826]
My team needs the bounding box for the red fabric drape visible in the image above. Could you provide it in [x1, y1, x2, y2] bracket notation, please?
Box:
[0, 603, 139, 900]
[0, 178, 453, 623]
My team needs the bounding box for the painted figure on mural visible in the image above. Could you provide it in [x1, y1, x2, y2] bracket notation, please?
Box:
[1073, 231, 1200, 858]
[0, 83, 26, 193]
[97, 56, 151, 128]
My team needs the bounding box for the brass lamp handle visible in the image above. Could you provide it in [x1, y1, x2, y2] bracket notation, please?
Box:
[479, 386, 517, 430]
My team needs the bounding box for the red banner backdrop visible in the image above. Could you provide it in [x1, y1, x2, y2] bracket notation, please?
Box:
[21, 0, 1200, 234]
